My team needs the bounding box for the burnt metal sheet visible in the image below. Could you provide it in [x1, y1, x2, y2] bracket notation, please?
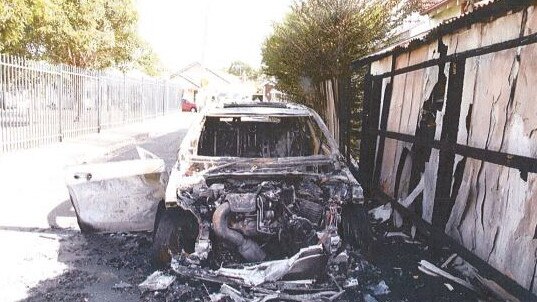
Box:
[227, 193, 257, 213]
[172, 245, 326, 287]
[65, 149, 166, 233]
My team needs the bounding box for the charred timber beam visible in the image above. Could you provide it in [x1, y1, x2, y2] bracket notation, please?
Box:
[339, 74, 352, 161]
[372, 54, 396, 189]
[432, 60, 465, 227]
[366, 129, 537, 176]
[371, 190, 537, 301]
[360, 31, 537, 79]
[358, 71, 382, 191]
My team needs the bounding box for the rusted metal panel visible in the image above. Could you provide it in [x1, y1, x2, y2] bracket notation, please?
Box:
[353, 0, 535, 67]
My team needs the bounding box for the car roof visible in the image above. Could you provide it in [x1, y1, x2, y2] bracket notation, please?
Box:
[205, 101, 312, 116]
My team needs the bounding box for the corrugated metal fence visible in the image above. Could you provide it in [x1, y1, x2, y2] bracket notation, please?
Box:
[0, 54, 183, 153]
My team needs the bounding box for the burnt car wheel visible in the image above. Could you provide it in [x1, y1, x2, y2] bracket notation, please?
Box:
[151, 209, 185, 267]
[190, 107, 196, 112]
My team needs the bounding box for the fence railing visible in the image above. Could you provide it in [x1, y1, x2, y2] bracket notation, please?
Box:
[0, 54, 183, 153]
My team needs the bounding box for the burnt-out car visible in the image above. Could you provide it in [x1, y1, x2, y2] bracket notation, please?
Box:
[66, 102, 370, 280]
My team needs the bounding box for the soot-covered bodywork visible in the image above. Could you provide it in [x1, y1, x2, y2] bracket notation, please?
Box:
[155, 102, 369, 280]
[169, 168, 364, 265]
[66, 102, 369, 289]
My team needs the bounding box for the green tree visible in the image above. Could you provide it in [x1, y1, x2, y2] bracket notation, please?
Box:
[131, 42, 162, 77]
[0, 0, 32, 53]
[262, 0, 417, 148]
[0, 0, 159, 74]
[227, 60, 260, 80]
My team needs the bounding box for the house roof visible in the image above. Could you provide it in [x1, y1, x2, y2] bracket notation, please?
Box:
[175, 74, 200, 88]
[176, 62, 202, 74]
[421, 0, 455, 14]
[172, 62, 232, 85]
[353, 0, 529, 67]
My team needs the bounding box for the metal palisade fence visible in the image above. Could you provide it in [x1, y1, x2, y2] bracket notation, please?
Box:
[0, 54, 183, 153]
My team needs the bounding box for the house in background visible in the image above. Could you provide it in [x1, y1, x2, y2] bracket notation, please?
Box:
[173, 73, 200, 104]
[422, 0, 493, 24]
[392, 0, 493, 46]
[171, 62, 248, 109]
[260, 80, 286, 102]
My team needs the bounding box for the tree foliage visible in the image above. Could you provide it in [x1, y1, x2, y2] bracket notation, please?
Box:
[0, 0, 32, 53]
[262, 0, 417, 111]
[0, 0, 159, 74]
[227, 60, 261, 81]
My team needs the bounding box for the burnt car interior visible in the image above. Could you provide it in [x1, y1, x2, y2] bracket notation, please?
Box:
[197, 115, 329, 157]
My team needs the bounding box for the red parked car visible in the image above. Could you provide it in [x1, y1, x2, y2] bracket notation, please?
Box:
[181, 99, 197, 112]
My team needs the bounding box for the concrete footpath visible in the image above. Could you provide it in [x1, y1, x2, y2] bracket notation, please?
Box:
[0, 112, 196, 301]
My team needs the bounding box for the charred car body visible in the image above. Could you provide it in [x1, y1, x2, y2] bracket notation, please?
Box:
[66, 102, 370, 280]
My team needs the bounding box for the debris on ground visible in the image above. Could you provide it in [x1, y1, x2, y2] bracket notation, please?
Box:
[369, 203, 392, 223]
[210, 284, 247, 302]
[138, 271, 176, 292]
[23, 204, 502, 302]
[384, 231, 411, 239]
[168, 241, 371, 300]
[363, 293, 379, 302]
[24, 227, 489, 301]
[253, 290, 344, 302]
[112, 281, 133, 290]
[441, 253, 458, 268]
[213, 244, 324, 286]
[367, 280, 391, 296]
[343, 277, 359, 288]
[418, 260, 477, 293]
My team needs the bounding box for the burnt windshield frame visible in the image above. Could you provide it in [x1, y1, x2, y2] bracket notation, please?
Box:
[196, 115, 329, 158]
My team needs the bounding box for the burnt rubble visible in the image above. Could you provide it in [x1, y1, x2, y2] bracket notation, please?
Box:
[171, 172, 364, 268]
[69, 214, 487, 302]
[142, 236, 482, 302]
[149, 170, 371, 301]
[145, 169, 498, 301]
[145, 247, 379, 302]
[141, 193, 490, 302]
